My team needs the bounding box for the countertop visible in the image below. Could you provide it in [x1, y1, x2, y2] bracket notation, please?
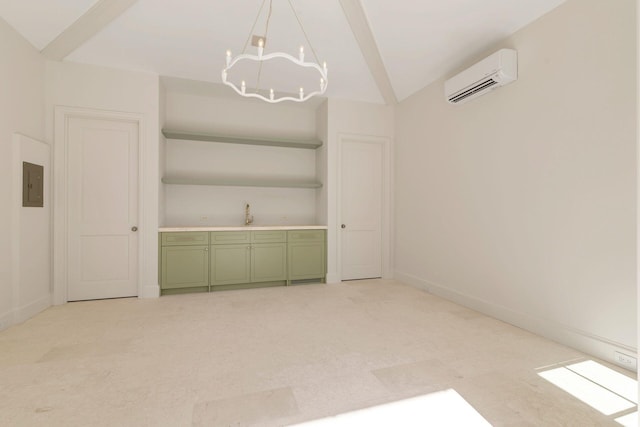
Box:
[159, 225, 328, 232]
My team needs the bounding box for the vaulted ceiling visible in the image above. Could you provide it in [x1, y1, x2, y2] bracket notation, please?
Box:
[0, 0, 566, 104]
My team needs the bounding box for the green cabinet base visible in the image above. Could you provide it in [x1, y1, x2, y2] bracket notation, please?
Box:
[161, 286, 209, 296]
[211, 281, 286, 292]
[160, 280, 327, 296]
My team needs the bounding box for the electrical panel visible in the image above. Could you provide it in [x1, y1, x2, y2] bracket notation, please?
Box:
[23, 161, 43, 207]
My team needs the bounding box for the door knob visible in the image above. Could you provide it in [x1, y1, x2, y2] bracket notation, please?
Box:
[131, 226, 138, 232]
[341, 224, 346, 229]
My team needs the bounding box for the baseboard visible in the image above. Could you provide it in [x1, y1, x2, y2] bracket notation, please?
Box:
[395, 271, 637, 372]
[140, 284, 160, 298]
[0, 310, 13, 331]
[0, 295, 51, 331]
[13, 295, 51, 325]
[326, 273, 341, 284]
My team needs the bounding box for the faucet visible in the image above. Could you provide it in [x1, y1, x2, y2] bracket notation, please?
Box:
[244, 203, 254, 225]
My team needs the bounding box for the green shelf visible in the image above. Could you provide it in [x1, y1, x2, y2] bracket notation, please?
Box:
[162, 175, 323, 189]
[162, 130, 322, 149]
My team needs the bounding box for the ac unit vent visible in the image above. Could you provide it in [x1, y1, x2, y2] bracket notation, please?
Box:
[449, 78, 498, 103]
[444, 49, 517, 105]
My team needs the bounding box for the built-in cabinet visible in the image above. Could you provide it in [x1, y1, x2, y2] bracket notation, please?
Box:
[159, 229, 326, 295]
[210, 231, 287, 286]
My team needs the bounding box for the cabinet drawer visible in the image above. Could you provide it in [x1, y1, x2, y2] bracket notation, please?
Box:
[210, 231, 251, 245]
[251, 230, 287, 243]
[161, 232, 209, 246]
[287, 229, 325, 242]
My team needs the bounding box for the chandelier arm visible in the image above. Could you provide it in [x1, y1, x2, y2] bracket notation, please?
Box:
[226, 52, 328, 78]
[222, 79, 324, 104]
[287, 0, 321, 63]
[222, 52, 328, 103]
[242, 0, 268, 54]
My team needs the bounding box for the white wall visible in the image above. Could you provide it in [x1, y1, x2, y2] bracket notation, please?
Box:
[322, 99, 394, 283]
[394, 0, 637, 367]
[0, 18, 46, 330]
[46, 61, 160, 300]
[162, 80, 320, 226]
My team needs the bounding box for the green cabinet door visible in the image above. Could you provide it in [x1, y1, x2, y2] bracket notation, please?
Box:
[288, 241, 326, 281]
[252, 243, 287, 283]
[211, 244, 251, 286]
[161, 245, 209, 289]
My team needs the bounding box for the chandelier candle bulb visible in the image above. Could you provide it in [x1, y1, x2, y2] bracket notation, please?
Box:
[241, 80, 246, 94]
[226, 50, 231, 66]
[270, 88, 274, 100]
[258, 38, 264, 57]
[299, 87, 304, 100]
[320, 78, 324, 90]
[299, 46, 304, 61]
[323, 61, 328, 75]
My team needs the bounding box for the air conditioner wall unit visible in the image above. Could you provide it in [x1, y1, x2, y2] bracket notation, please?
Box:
[445, 49, 517, 105]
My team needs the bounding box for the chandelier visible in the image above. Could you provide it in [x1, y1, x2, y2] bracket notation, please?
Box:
[221, 0, 328, 103]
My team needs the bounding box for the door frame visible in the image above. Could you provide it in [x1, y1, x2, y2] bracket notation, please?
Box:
[337, 133, 393, 281]
[53, 106, 145, 304]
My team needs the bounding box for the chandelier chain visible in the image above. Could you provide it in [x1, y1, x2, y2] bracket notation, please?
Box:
[255, 0, 274, 93]
[242, 0, 267, 54]
[287, 0, 320, 63]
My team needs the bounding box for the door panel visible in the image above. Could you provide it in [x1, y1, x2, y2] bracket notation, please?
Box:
[80, 235, 130, 281]
[252, 243, 287, 282]
[161, 246, 209, 290]
[288, 242, 326, 280]
[211, 244, 251, 285]
[67, 117, 139, 301]
[341, 139, 383, 280]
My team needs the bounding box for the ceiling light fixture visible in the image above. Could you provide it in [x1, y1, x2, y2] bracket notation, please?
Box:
[221, 0, 328, 103]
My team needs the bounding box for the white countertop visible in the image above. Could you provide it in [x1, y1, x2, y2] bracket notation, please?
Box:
[159, 225, 328, 232]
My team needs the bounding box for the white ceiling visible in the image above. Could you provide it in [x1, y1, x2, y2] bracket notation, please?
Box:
[0, 0, 99, 50]
[0, 0, 566, 103]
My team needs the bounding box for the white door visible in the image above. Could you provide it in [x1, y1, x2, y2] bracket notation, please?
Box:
[340, 138, 383, 280]
[67, 117, 139, 301]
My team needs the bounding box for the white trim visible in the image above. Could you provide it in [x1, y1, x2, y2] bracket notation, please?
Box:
[10, 133, 52, 327]
[42, 0, 139, 60]
[13, 296, 52, 325]
[338, 0, 397, 105]
[11, 135, 21, 317]
[337, 133, 393, 281]
[636, 0, 640, 376]
[325, 273, 341, 284]
[140, 284, 160, 299]
[395, 271, 637, 372]
[53, 106, 148, 304]
[0, 310, 13, 331]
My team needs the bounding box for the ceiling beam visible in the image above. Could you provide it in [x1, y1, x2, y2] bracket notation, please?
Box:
[338, 0, 397, 105]
[42, 0, 139, 60]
